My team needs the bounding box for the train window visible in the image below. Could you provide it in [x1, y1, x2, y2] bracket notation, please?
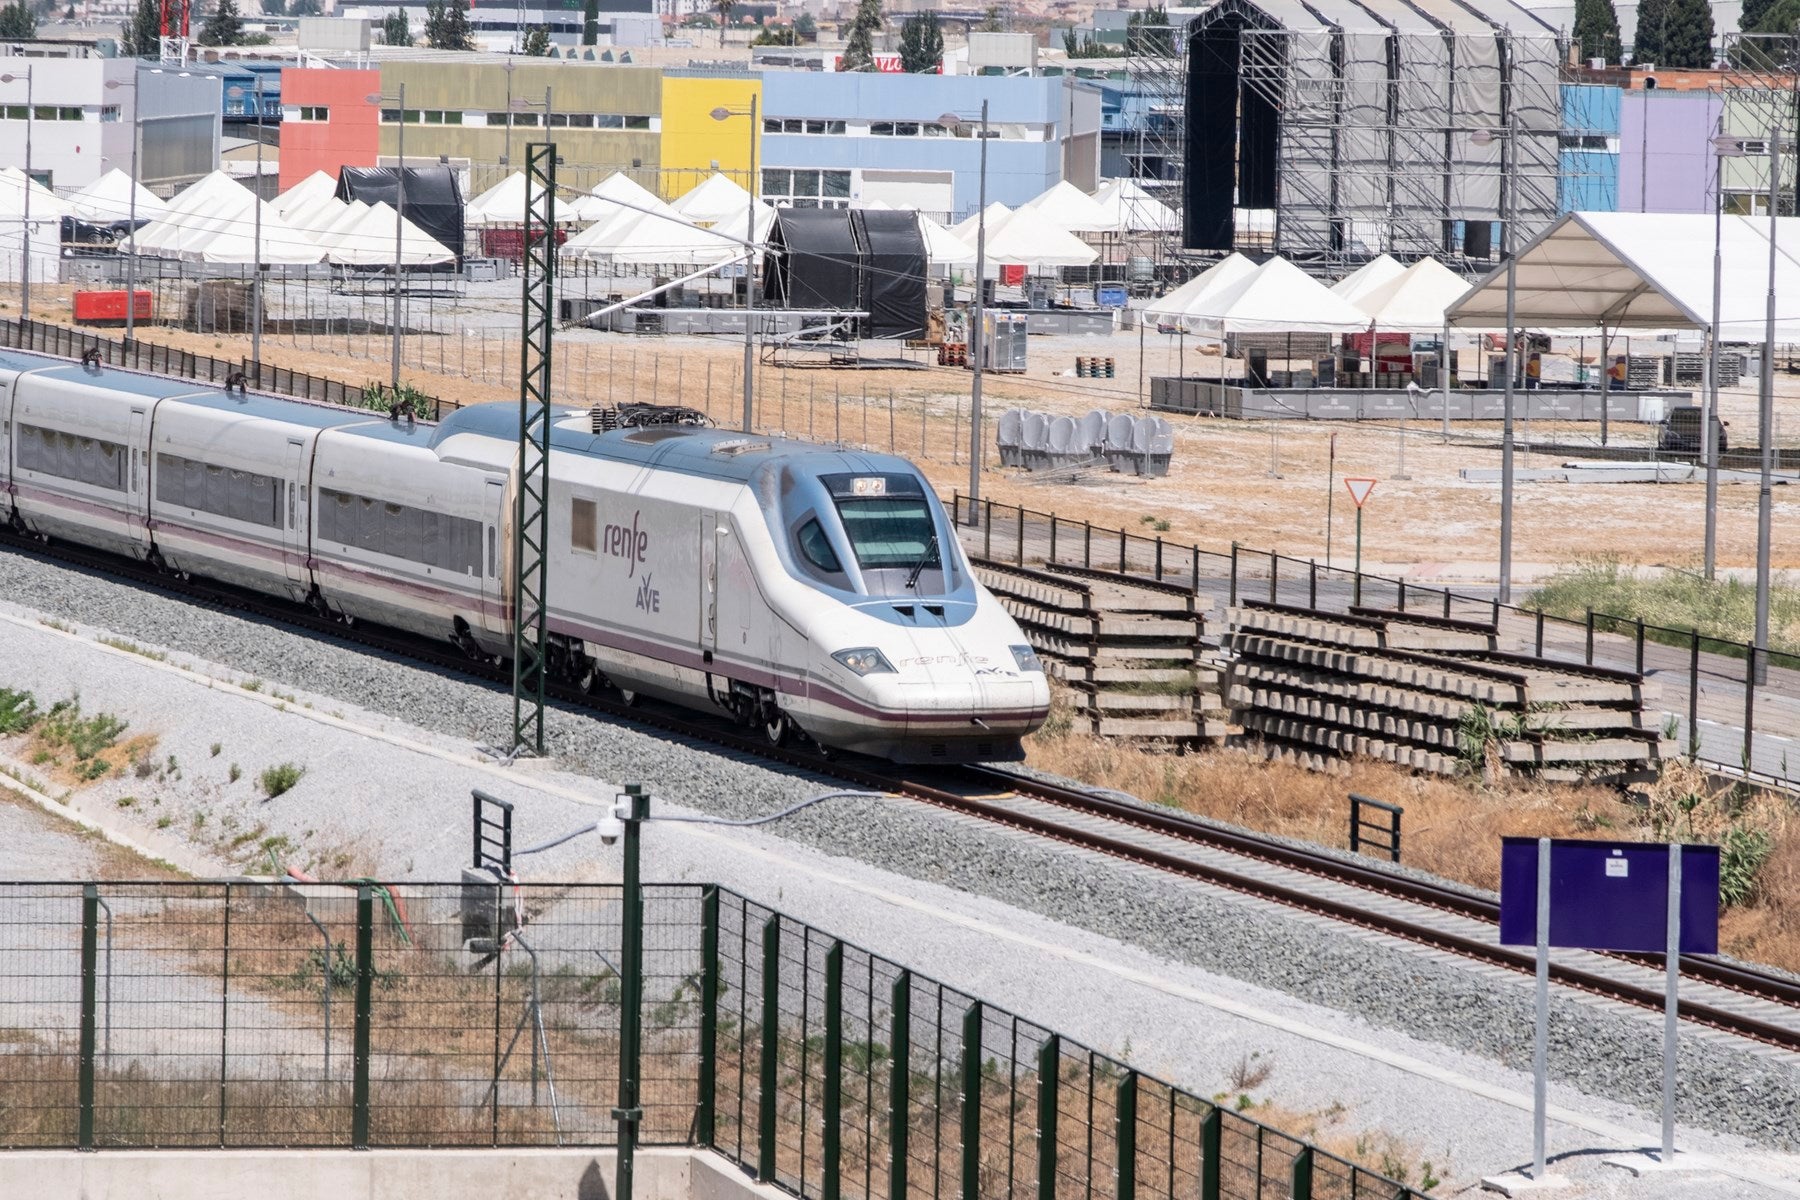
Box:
[796, 518, 841, 574]
[571, 498, 597, 553]
[832, 496, 938, 571]
[157, 453, 281, 527]
[18, 424, 126, 492]
[318, 487, 482, 575]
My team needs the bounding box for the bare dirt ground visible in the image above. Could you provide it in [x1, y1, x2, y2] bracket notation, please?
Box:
[21, 285, 1800, 574]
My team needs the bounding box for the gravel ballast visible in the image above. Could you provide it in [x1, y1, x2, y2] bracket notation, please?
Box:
[2, 547, 1800, 1183]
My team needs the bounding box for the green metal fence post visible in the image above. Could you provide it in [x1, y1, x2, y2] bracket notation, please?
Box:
[823, 941, 844, 1200]
[696, 885, 720, 1148]
[888, 970, 912, 1200]
[1199, 1108, 1220, 1200]
[1035, 1036, 1058, 1200]
[1291, 1146, 1314, 1200]
[959, 1002, 983, 1200]
[352, 885, 374, 1149]
[78, 884, 98, 1151]
[1115, 1070, 1137, 1200]
[757, 915, 780, 1183]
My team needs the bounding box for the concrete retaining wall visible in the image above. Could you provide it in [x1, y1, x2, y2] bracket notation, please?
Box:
[1149, 378, 1691, 423]
[0, 1145, 781, 1200]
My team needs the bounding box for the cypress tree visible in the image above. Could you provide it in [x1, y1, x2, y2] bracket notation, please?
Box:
[1658, 0, 1716, 66]
[1573, 0, 1622, 63]
[1632, 0, 1668, 62]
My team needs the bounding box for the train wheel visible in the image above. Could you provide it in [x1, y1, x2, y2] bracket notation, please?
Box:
[616, 686, 638, 707]
[762, 706, 790, 748]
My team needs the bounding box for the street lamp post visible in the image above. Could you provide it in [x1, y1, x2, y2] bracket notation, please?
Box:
[710, 100, 760, 433]
[1704, 129, 1744, 581]
[368, 84, 408, 390]
[1755, 123, 1779, 684]
[104, 74, 141, 343]
[3, 69, 34, 321]
[942, 102, 990, 522]
[1475, 106, 1520, 605]
[228, 82, 267, 364]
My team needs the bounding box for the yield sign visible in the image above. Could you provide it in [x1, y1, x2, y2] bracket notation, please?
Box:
[1344, 477, 1378, 508]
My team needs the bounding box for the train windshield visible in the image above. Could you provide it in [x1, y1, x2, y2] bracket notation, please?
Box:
[833, 495, 940, 572]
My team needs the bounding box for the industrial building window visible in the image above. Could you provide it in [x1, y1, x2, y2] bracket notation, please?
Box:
[624, 115, 650, 130]
[100, 105, 122, 123]
[295, 106, 329, 122]
[318, 487, 482, 576]
[155, 453, 282, 529]
[570, 497, 596, 553]
[762, 168, 850, 209]
[16, 424, 126, 492]
[566, 113, 595, 128]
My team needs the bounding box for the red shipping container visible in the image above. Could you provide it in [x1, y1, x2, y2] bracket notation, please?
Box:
[999, 264, 1027, 287]
[72, 290, 153, 325]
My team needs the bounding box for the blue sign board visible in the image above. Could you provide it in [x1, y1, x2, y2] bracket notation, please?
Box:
[1498, 838, 1720, 954]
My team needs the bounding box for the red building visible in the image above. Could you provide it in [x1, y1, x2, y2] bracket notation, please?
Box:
[278, 68, 380, 192]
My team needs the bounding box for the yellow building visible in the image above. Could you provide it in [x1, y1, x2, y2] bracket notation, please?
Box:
[657, 74, 763, 201]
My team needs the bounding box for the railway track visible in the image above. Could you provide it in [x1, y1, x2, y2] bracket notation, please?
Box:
[5, 530, 1800, 1053]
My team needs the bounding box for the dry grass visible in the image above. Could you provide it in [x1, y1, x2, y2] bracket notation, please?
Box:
[1025, 684, 1800, 972]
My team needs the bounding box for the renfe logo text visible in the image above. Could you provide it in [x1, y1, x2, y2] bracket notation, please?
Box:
[603, 511, 649, 578]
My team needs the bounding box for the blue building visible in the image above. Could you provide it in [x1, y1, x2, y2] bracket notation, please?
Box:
[756, 73, 1101, 223]
[1560, 83, 1619, 212]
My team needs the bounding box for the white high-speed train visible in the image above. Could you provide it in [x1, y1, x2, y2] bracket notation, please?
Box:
[0, 349, 1049, 762]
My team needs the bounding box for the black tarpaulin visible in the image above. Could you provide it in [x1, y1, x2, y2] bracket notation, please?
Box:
[336, 166, 465, 262]
[767, 208, 862, 313]
[853, 209, 927, 340]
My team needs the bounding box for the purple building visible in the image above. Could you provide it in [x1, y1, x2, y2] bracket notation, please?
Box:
[1616, 89, 1722, 213]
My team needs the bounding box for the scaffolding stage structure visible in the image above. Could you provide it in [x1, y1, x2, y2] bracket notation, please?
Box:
[1180, 0, 1567, 272]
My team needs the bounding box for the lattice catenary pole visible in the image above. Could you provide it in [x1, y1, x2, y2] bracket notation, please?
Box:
[512, 143, 556, 755]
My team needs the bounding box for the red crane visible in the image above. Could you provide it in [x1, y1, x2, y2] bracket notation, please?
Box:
[159, 0, 190, 40]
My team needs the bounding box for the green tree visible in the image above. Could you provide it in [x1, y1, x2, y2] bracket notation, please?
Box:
[288, 0, 322, 14]
[0, 0, 36, 37]
[1573, 0, 1622, 62]
[1746, 0, 1800, 30]
[1741, 0, 1778, 30]
[793, 11, 815, 41]
[976, 4, 1001, 32]
[63, 1, 74, 17]
[119, 0, 159, 55]
[840, 0, 882, 70]
[1126, 4, 1175, 56]
[380, 9, 411, 44]
[1632, 0, 1668, 61]
[1062, 28, 1110, 57]
[1657, 0, 1715, 64]
[522, 24, 551, 54]
[714, 0, 731, 46]
[424, 0, 473, 49]
[898, 12, 942, 72]
[198, 0, 244, 45]
[751, 22, 795, 45]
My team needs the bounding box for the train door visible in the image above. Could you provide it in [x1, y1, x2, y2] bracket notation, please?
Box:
[699, 510, 720, 657]
[482, 478, 507, 637]
[281, 438, 306, 590]
[126, 407, 147, 549]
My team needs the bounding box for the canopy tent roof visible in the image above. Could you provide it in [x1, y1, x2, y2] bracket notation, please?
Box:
[1181, 255, 1374, 335]
[1090, 178, 1178, 233]
[950, 201, 1013, 244]
[125, 172, 324, 264]
[564, 204, 743, 267]
[67, 168, 167, 223]
[1019, 181, 1115, 233]
[919, 213, 975, 265]
[1350, 257, 1474, 333]
[273, 170, 338, 222]
[284, 193, 352, 241]
[671, 173, 772, 227]
[465, 172, 535, 226]
[707, 202, 776, 253]
[977, 206, 1098, 272]
[321, 201, 455, 266]
[565, 171, 667, 223]
[1142, 253, 1257, 328]
[0, 167, 71, 221]
[1330, 254, 1406, 305]
[1446, 211, 1800, 340]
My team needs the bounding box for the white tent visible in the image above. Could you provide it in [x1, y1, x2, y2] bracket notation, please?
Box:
[314, 199, 372, 252]
[1180, 255, 1373, 335]
[977, 207, 1097, 272]
[707, 202, 776, 253]
[950, 201, 1013, 244]
[323, 201, 455, 266]
[1330, 254, 1406, 305]
[1351, 257, 1475, 333]
[0, 170, 64, 283]
[920, 214, 976, 266]
[0, 167, 71, 222]
[466, 172, 535, 226]
[1091, 179, 1178, 233]
[126, 172, 324, 264]
[273, 170, 338, 222]
[67, 169, 167, 223]
[565, 171, 667, 223]
[1142, 253, 1258, 329]
[566, 207, 742, 267]
[671, 173, 771, 227]
[1020, 181, 1116, 233]
[1448, 211, 1800, 341]
[283, 193, 353, 242]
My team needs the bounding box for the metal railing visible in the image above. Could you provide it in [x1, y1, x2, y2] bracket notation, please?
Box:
[949, 492, 1800, 791]
[0, 317, 451, 421]
[0, 879, 1426, 1198]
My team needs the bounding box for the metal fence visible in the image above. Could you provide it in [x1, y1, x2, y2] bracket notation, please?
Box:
[0, 880, 1423, 1199]
[0, 317, 451, 421]
[949, 492, 1800, 791]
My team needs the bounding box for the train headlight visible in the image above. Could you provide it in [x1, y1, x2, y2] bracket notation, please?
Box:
[1010, 644, 1043, 673]
[831, 647, 896, 677]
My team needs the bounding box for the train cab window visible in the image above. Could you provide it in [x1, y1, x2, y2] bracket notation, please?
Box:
[796, 518, 841, 573]
[832, 496, 938, 571]
[570, 497, 597, 554]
